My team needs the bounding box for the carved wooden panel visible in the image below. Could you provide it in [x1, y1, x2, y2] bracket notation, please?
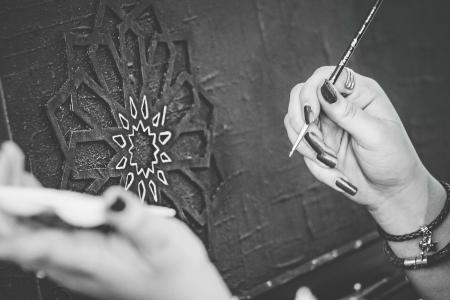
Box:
[44, 1, 217, 239]
[2, 0, 449, 299]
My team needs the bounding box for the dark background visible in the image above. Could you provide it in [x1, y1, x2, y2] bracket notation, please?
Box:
[1, 0, 449, 299]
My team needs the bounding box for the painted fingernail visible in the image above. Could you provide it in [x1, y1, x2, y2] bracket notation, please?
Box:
[304, 105, 313, 125]
[321, 79, 337, 104]
[317, 153, 337, 168]
[305, 132, 337, 159]
[335, 178, 358, 196]
[304, 132, 322, 154]
[109, 197, 126, 212]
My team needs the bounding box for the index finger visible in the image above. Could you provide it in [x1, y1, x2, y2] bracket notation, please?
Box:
[287, 66, 354, 134]
[0, 229, 107, 272]
[287, 83, 306, 133]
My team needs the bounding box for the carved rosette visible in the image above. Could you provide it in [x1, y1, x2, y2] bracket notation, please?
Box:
[46, 0, 219, 233]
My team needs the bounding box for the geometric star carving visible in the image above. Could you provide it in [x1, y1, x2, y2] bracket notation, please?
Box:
[113, 95, 172, 202]
[46, 0, 217, 229]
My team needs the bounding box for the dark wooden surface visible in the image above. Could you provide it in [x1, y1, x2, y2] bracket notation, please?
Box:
[254, 239, 419, 300]
[1, 0, 450, 299]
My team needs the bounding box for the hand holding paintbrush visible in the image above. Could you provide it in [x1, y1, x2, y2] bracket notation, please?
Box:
[288, 0, 383, 158]
[284, 2, 448, 247]
[285, 1, 450, 291]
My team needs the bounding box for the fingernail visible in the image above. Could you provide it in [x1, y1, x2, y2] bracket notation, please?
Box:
[321, 79, 337, 104]
[335, 178, 358, 196]
[305, 132, 323, 154]
[305, 132, 337, 158]
[317, 153, 337, 168]
[109, 197, 126, 212]
[304, 105, 314, 125]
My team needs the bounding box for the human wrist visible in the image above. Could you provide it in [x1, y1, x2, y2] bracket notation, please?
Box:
[368, 172, 446, 237]
[371, 174, 449, 259]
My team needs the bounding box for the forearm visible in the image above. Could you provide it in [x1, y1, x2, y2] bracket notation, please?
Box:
[397, 177, 450, 300]
[371, 175, 450, 299]
[285, 66, 450, 299]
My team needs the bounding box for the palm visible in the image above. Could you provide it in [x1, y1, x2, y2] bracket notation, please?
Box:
[317, 90, 422, 206]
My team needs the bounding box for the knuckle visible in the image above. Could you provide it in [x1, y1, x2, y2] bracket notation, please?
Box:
[289, 83, 304, 99]
[102, 185, 127, 202]
[285, 112, 302, 133]
[313, 66, 334, 77]
[289, 116, 302, 132]
[340, 101, 358, 120]
[363, 76, 382, 93]
[289, 82, 304, 102]
[367, 77, 380, 89]
[284, 114, 290, 127]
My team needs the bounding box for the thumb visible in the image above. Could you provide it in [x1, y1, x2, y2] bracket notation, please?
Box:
[317, 79, 382, 148]
[102, 186, 175, 251]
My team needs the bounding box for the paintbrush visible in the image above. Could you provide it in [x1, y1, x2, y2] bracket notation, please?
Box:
[288, 0, 384, 158]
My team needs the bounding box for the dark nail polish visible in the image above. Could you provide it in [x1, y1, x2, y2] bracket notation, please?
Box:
[317, 153, 337, 168]
[321, 79, 337, 103]
[110, 197, 126, 212]
[335, 178, 358, 196]
[304, 105, 313, 125]
[305, 132, 338, 159]
[305, 132, 323, 154]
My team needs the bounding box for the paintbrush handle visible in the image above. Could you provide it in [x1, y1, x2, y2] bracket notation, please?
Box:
[329, 0, 384, 84]
[288, 0, 384, 158]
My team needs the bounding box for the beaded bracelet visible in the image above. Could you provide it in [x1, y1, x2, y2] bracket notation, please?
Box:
[377, 181, 450, 242]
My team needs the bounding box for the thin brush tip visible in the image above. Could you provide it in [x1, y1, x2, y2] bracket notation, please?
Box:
[288, 123, 309, 158]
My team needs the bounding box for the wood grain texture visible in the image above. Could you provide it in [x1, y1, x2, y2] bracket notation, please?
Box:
[0, 0, 449, 299]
